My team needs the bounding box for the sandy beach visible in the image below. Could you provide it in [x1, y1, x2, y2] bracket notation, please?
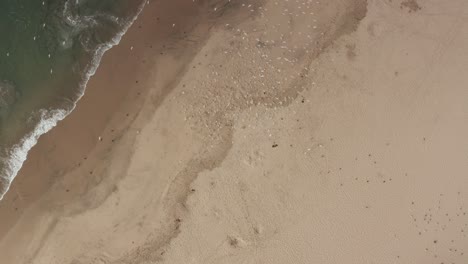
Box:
[1, 0, 468, 263]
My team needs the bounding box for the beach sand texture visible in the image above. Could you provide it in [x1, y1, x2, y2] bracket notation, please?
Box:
[1, 0, 468, 263]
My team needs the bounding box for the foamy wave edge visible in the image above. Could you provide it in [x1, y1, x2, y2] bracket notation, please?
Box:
[0, 1, 147, 201]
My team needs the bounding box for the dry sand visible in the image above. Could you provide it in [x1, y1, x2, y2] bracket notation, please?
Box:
[1, 0, 468, 263]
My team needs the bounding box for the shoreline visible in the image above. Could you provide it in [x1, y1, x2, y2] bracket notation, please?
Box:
[0, 0, 231, 239]
[1, 0, 468, 263]
[0, 0, 147, 201]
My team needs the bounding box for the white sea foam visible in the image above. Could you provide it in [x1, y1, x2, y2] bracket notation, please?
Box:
[0, 1, 147, 200]
[77, 1, 147, 99]
[0, 109, 67, 200]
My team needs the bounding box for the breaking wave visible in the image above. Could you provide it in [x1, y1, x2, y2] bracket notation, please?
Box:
[0, 0, 147, 200]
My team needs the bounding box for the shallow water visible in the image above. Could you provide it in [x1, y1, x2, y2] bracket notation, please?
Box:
[0, 0, 145, 199]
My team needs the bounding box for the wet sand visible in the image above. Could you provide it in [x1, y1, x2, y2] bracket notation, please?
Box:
[1, 0, 468, 263]
[0, 0, 232, 244]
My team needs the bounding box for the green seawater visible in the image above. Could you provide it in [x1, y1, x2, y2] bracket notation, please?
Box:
[0, 0, 144, 199]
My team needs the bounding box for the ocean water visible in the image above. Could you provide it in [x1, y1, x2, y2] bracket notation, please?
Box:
[0, 0, 145, 200]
